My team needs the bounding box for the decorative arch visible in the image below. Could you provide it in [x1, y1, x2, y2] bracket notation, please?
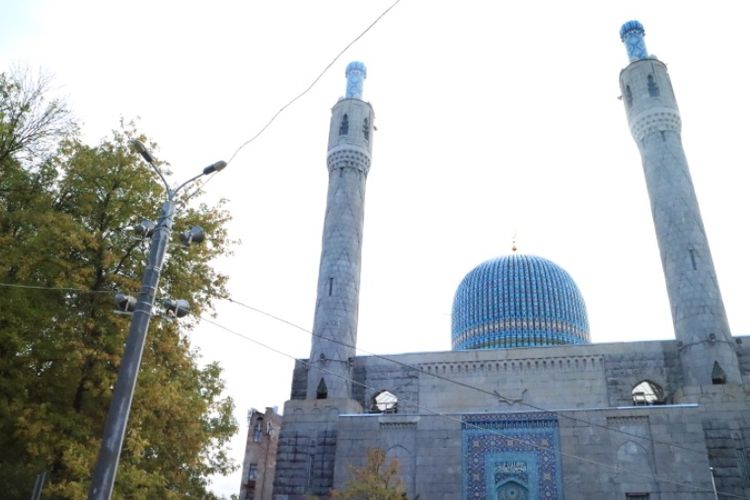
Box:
[316, 378, 328, 399]
[631, 380, 664, 405]
[712, 361, 727, 385]
[496, 479, 529, 500]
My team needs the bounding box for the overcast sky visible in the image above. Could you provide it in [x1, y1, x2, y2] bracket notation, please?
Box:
[3, 1, 750, 496]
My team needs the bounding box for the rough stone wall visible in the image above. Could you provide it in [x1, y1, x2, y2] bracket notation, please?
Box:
[559, 406, 713, 499]
[736, 337, 750, 381]
[273, 399, 361, 500]
[278, 339, 750, 498]
[603, 340, 682, 407]
[289, 360, 307, 401]
[334, 414, 461, 500]
[354, 357, 420, 413]
[674, 384, 750, 499]
[335, 406, 720, 499]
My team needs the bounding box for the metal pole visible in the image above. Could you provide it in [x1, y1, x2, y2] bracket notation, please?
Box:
[30, 471, 46, 500]
[88, 198, 175, 500]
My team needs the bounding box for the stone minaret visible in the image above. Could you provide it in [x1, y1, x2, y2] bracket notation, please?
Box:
[306, 61, 374, 400]
[619, 21, 740, 385]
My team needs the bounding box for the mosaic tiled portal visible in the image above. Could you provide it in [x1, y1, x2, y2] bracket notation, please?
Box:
[463, 412, 564, 500]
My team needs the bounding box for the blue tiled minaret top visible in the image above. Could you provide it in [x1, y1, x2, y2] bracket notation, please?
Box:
[345, 61, 367, 99]
[451, 254, 590, 350]
[620, 20, 648, 62]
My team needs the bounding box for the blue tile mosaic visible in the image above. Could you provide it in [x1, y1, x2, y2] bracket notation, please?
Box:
[462, 412, 564, 500]
[451, 255, 590, 351]
[620, 20, 649, 62]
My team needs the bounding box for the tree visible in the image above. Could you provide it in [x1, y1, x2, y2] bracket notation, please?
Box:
[331, 448, 411, 500]
[0, 69, 237, 499]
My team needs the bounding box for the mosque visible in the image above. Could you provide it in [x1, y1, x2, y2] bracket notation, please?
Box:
[242, 21, 750, 500]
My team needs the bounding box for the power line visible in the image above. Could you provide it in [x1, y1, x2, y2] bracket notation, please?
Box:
[1, 274, 740, 495]
[0, 282, 111, 293]
[0, 280, 740, 496]
[225, 0, 401, 166]
[202, 314, 743, 499]
[186, 0, 402, 201]
[0, 279, 724, 461]
[223, 296, 710, 458]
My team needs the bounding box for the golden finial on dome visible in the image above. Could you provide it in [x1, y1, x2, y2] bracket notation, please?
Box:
[511, 229, 518, 253]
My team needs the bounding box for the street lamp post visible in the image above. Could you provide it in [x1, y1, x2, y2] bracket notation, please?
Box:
[88, 141, 226, 500]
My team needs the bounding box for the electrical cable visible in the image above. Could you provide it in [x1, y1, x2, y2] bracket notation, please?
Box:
[0, 279, 727, 461]
[223, 296, 713, 458]
[185, 0, 402, 201]
[0, 280, 740, 496]
[0, 282, 111, 293]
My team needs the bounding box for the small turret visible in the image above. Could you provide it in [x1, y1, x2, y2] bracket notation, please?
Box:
[620, 20, 649, 62]
[345, 61, 367, 99]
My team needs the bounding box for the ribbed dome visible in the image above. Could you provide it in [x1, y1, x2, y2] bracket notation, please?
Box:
[451, 254, 590, 350]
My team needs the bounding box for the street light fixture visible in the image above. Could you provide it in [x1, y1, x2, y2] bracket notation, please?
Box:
[88, 140, 225, 500]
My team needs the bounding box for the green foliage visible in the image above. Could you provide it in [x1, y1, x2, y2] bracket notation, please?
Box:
[331, 448, 410, 500]
[0, 69, 237, 499]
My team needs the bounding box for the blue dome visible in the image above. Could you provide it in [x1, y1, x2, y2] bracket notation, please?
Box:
[451, 254, 590, 350]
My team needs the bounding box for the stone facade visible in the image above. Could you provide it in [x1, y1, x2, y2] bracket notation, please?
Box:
[273, 338, 750, 499]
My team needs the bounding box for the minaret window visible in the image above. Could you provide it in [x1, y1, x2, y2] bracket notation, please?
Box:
[339, 114, 349, 135]
[647, 75, 659, 97]
[247, 464, 257, 481]
[363, 117, 369, 141]
[253, 421, 263, 442]
[689, 249, 698, 270]
[316, 378, 328, 399]
[625, 86, 633, 107]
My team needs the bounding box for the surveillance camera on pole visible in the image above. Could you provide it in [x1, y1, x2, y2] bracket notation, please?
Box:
[134, 220, 156, 238]
[163, 298, 190, 318]
[180, 226, 205, 246]
[89, 139, 227, 500]
[114, 293, 137, 313]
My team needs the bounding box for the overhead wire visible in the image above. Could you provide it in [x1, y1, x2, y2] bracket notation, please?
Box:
[186, 0, 402, 201]
[0, 282, 111, 294]
[223, 296, 710, 458]
[0, 274, 740, 496]
[0, 279, 724, 461]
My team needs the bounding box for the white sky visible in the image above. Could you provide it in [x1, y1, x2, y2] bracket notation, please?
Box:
[3, 1, 750, 496]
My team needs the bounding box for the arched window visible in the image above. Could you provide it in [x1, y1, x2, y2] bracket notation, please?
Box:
[372, 390, 398, 413]
[316, 378, 328, 399]
[625, 85, 633, 107]
[712, 361, 727, 385]
[339, 114, 349, 136]
[632, 380, 664, 405]
[647, 75, 659, 97]
[363, 117, 370, 141]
